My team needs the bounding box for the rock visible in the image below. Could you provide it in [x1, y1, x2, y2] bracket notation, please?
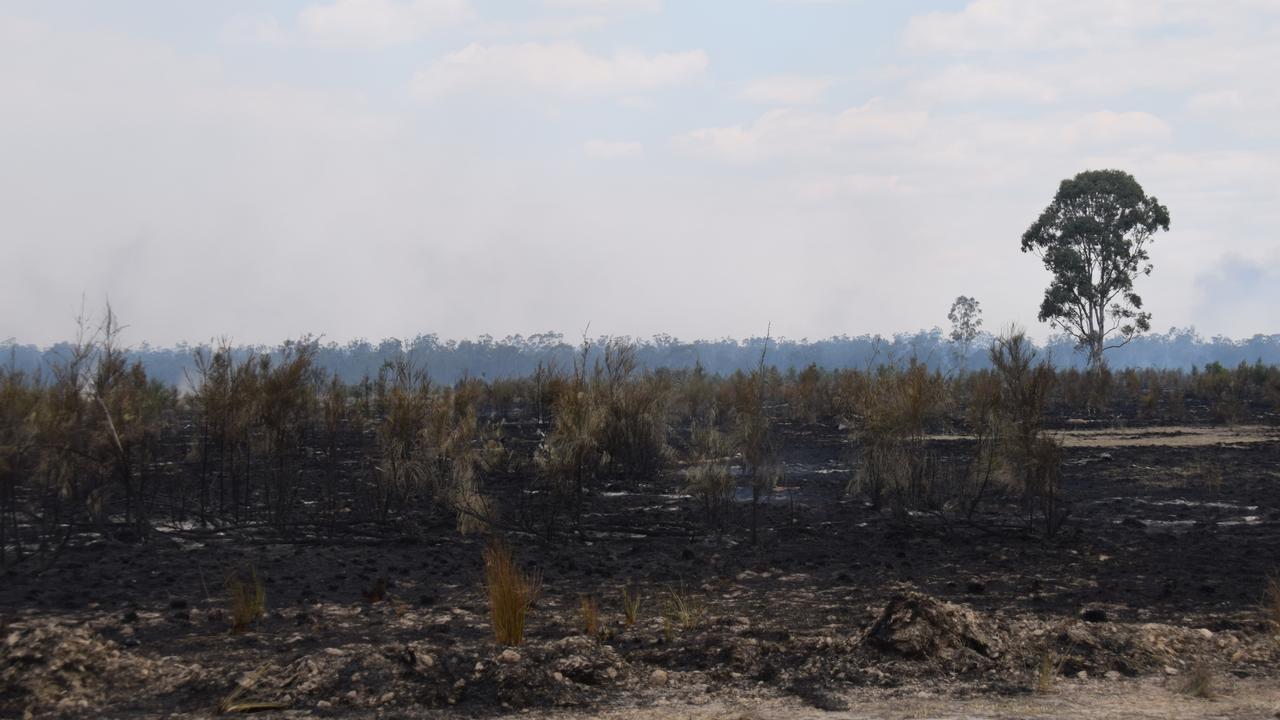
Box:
[1105, 670, 1122, 680]
[863, 593, 1004, 662]
[794, 686, 850, 711]
[1196, 628, 1214, 639]
[811, 693, 849, 711]
[498, 649, 521, 664]
[1165, 666, 1179, 675]
[316, 700, 332, 709]
[1076, 670, 1088, 679]
[1, 622, 203, 714]
[1081, 608, 1109, 623]
[649, 669, 669, 686]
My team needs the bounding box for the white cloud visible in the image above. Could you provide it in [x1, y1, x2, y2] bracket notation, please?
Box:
[480, 0, 655, 38]
[1065, 111, 1172, 146]
[584, 140, 644, 159]
[675, 100, 928, 164]
[221, 13, 290, 46]
[412, 43, 707, 100]
[739, 75, 835, 105]
[793, 174, 912, 201]
[917, 111, 1174, 178]
[1192, 254, 1280, 338]
[1084, 150, 1280, 208]
[225, 0, 472, 49]
[910, 65, 1058, 104]
[902, 0, 1224, 54]
[8, 2, 1280, 347]
[897, 0, 1280, 147]
[901, 0, 1172, 53]
[299, 0, 473, 48]
[1189, 90, 1247, 114]
[0, 14, 429, 345]
[1187, 88, 1280, 138]
[967, 112, 1174, 153]
[542, 0, 661, 11]
[479, 15, 613, 39]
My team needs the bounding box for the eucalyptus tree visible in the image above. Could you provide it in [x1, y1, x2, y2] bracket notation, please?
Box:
[1021, 169, 1170, 368]
[947, 295, 983, 371]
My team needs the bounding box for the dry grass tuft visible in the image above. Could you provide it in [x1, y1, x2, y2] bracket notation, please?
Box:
[1263, 574, 1280, 632]
[684, 422, 735, 531]
[216, 664, 287, 714]
[663, 584, 705, 633]
[621, 584, 642, 627]
[483, 540, 542, 646]
[226, 566, 265, 635]
[1177, 665, 1215, 699]
[579, 594, 601, 639]
[1034, 650, 1065, 694]
[362, 577, 388, 603]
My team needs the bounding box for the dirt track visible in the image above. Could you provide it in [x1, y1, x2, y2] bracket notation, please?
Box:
[535, 676, 1280, 720]
[932, 424, 1280, 447]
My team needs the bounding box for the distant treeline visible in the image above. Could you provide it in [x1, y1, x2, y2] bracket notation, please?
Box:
[5, 327, 1280, 388]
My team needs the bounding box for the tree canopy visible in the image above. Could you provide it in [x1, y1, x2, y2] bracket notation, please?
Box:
[1021, 169, 1170, 368]
[947, 296, 982, 370]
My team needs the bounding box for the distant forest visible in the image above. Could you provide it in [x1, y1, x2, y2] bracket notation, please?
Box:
[6, 327, 1280, 389]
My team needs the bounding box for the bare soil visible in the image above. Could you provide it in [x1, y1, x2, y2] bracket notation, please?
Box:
[4, 420, 1280, 718]
[932, 425, 1280, 448]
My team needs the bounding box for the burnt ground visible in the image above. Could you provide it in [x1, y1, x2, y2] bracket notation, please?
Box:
[4, 421, 1280, 718]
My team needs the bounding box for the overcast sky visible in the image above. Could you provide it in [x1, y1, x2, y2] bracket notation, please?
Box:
[3, 0, 1279, 347]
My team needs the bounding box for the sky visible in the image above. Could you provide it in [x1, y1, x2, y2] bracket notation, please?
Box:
[2, 0, 1279, 347]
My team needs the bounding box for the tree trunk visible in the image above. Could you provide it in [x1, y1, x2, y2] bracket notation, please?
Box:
[1087, 341, 1105, 370]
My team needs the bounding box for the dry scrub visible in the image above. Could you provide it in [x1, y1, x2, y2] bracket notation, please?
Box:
[484, 541, 542, 646]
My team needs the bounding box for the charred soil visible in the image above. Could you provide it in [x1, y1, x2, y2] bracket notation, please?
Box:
[4, 421, 1280, 717]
